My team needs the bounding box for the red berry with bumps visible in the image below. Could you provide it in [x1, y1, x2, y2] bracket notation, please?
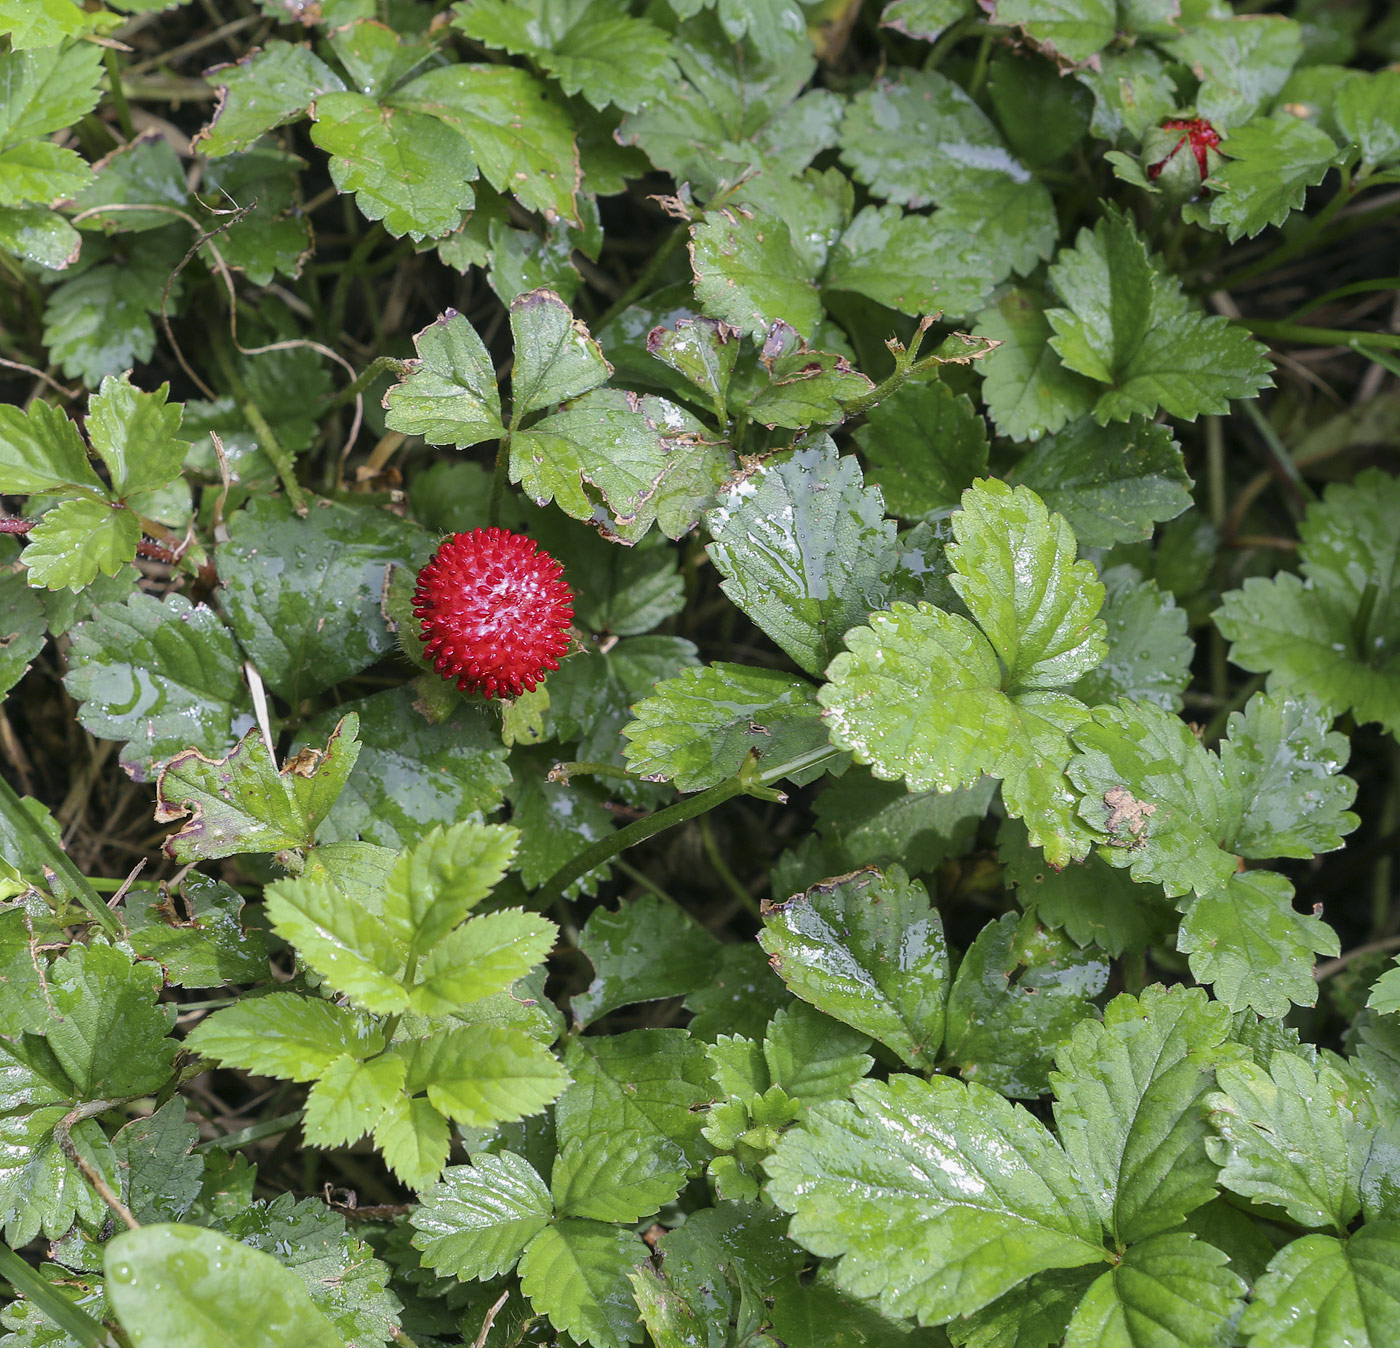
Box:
[412, 527, 574, 699]
[1143, 118, 1222, 199]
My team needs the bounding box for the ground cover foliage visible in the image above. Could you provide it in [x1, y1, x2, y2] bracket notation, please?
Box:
[2, 0, 1400, 1344]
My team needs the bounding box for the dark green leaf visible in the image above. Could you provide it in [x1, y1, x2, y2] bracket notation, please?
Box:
[551, 1130, 688, 1223]
[518, 1220, 647, 1348]
[1073, 565, 1193, 711]
[1209, 115, 1339, 242]
[196, 41, 345, 157]
[1162, 15, 1303, 127]
[0, 397, 101, 495]
[383, 310, 505, 448]
[114, 1099, 203, 1225]
[691, 206, 822, 341]
[1336, 67, 1400, 168]
[121, 872, 269, 988]
[983, 0, 1114, 64]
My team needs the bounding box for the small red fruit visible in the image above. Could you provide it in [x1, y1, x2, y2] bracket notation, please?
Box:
[1146, 117, 1221, 181]
[412, 527, 574, 699]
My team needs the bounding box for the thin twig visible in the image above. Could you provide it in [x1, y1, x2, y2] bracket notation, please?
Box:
[1315, 934, 1400, 981]
[473, 1290, 511, 1348]
[55, 1102, 142, 1230]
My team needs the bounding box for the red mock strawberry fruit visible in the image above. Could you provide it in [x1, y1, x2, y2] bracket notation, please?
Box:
[413, 528, 574, 699]
[1145, 117, 1222, 185]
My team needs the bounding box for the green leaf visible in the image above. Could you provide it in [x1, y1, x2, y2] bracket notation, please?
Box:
[185, 992, 382, 1083]
[203, 147, 312, 286]
[302, 1053, 407, 1149]
[766, 1075, 1106, 1325]
[747, 324, 875, 430]
[412, 1151, 553, 1280]
[221, 496, 426, 706]
[1045, 210, 1273, 423]
[64, 591, 249, 779]
[983, 0, 1115, 64]
[310, 91, 475, 241]
[1336, 68, 1400, 169]
[383, 310, 505, 447]
[943, 912, 1108, 1098]
[410, 910, 558, 1018]
[1162, 15, 1303, 127]
[1369, 964, 1400, 1016]
[1051, 985, 1234, 1247]
[1063, 1233, 1244, 1348]
[395, 65, 580, 225]
[1215, 469, 1400, 735]
[1206, 1050, 1367, 1232]
[518, 1220, 647, 1348]
[691, 206, 822, 341]
[707, 443, 897, 677]
[0, 41, 102, 148]
[950, 1268, 1094, 1348]
[0, 203, 80, 268]
[1073, 565, 1193, 711]
[0, 397, 101, 494]
[508, 287, 611, 418]
[406, 1024, 568, 1127]
[85, 374, 188, 500]
[758, 866, 948, 1071]
[452, 0, 678, 113]
[1208, 115, 1339, 243]
[974, 288, 1098, 443]
[71, 134, 188, 233]
[375, 1093, 451, 1191]
[0, 0, 105, 48]
[854, 379, 989, 522]
[645, 316, 740, 419]
[763, 1002, 873, 1104]
[572, 894, 722, 1027]
[383, 820, 519, 958]
[21, 496, 139, 592]
[839, 70, 1056, 280]
[556, 1029, 712, 1170]
[196, 41, 346, 157]
[552, 1130, 688, 1223]
[0, 549, 45, 698]
[506, 765, 615, 898]
[44, 940, 177, 1098]
[1238, 1225, 1400, 1348]
[622, 663, 832, 793]
[104, 1223, 345, 1348]
[154, 716, 360, 862]
[881, 0, 971, 41]
[114, 1099, 203, 1224]
[1009, 418, 1192, 548]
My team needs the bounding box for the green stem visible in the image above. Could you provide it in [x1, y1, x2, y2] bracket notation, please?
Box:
[593, 225, 688, 336]
[1239, 399, 1316, 509]
[327, 354, 414, 412]
[965, 31, 995, 96]
[922, 15, 980, 70]
[548, 761, 636, 784]
[195, 1110, 304, 1153]
[531, 746, 840, 911]
[699, 814, 760, 919]
[487, 433, 511, 528]
[0, 775, 122, 938]
[0, 1243, 117, 1348]
[1284, 276, 1400, 324]
[103, 49, 134, 141]
[212, 338, 309, 512]
[1240, 318, 1400, 351]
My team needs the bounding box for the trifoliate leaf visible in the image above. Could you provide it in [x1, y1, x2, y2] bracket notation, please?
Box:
[65, 592, 250, 779]
[1336, 67, 1400, 169]
[0, 397, 102, 495]
[1238, 1226, 1400, 1348]
[747, 324, 874, 430]
[974, 288, 1099, 442]
[1215, 469, 1400, 735]
[1208, 115, 1339, 242]
[551, 1131, 689, 1223]
[1009, 418, 1191, 548]
[854, 379, 989, 522]
[1045, 210, 1273, 423]
[839, 70, 1056, 280]
[383, 310, 505, 447]
[20, 496, 139, 592]
[571, 894, 722, 1027]
[185, 992, 382, 1083]
[707, 443, 897, 676]
[1206, 1051, 1368, 1232]
[1074, 565, 1193, 711]
[1161, 15, 1303, 127]
[1063, 1232, 1244, 1348]
[154, 716, 360, 863]
[518, 1220, 647, 1348]
[758, 867, 948, 1071]
[412, 1151, 553, 1280]
[196, 41, 346, 157]
[622, 663, 832, 793]
[1052, 985, 1235, 1247]
[691, 206, 822, 341]
[765, 1075, 1106, 1325]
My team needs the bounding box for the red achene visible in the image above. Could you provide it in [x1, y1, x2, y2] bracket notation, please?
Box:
[412, 527, 574, 699]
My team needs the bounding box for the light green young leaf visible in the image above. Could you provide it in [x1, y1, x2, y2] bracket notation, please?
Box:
[85, 374, 189, 499]
[0, 41, 103, 149]
[196, 41, 346, 157]
[20, 496, 139, 592]
[1209, 116, 1339, 243]
[154, 716, 360, 862]
[1063, 1232, 1245, 1348]
[1206, 1051, 1368, 1232]
[0, 0, 106, 48]
[1045, 211, 1273, 423]
[1051, 985, 1235, 1247]
[406, 1024, 568, 1127]
[185, 993, 382, 1083]
[707, 443, 897, 677]
[552, 1131, 689, 1224]
[409, 910, 558, 1018]
[0, 202, 80, 268]
[765, 1075, 1107, 1325]
[383, 310, 505, 447]
[1369, 964, 1400, 1016]
[763, 1002, 873, 1105]
[1238, 1226, 1400, 1348]
[412, 1151, 553, 1280]
[302, 1053, 407, 1149]
[0, 397, 102, 495]
[518, 1220, 647, 1348]
[758, 867, 948, 1071]
[375, 1094, 451, 1191]
[65, 592, 249, 777]
[621, 663, 832, 793]
[691, 206, 822, 341]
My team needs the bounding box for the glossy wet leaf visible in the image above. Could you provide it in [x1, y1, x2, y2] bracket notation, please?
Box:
[1074, 565, 1193, 711]
[518, 1220, 647, 1348]
[707, 443, 897, 677]
[412, 1151, 553, 1280]
[691, 207, 822, 341]
[1209, 116, 1339, 243]
[0, 397, 102, 495]
[121, 872, 269, 988]
[622, 663, 832, 793]
[508, 288, 611, 417]
[1336, 67, 1400, 169]
[21, 495, 139, 592]
[943, 912, 1108, 1098]
[759, 866, 948, 1070]
[383, 310, 505, 447]
[552, 1130, 688, 1223]
[65, 592, 250, 779]
[766, 1074, 1106, 1325]
[154, 715, 360, 863]
[104, 1223, 346, 1348]
[645, 316, 740, 418]
[196, 41, 346, 157]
